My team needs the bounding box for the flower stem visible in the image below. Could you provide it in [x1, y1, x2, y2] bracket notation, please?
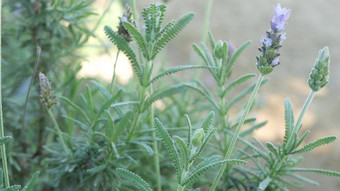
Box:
[210, 74, 264, 191]
[110, 50, 120, 93]
[47, 109, 70, 155]
[285, 90, 316, 151]
[0, 0, 10, 187]
[149, 84, 162, 191]
[201, 0, 214, 43]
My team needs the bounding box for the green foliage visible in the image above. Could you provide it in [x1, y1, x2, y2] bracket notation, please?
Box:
[2, 2, 339, 191]
[117, 168, 152, 191]
[292, 136, 336, 154]
[104, 26, 143, 84]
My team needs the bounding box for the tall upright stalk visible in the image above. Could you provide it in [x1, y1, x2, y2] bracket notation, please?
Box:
[201, 0, 214, 43]
[285, 90, 316, 151]
[149, 84, 162, 191]
[0, 0, 11, 187]
[110, 50, 120, 93]
[210, 74, 264, 191]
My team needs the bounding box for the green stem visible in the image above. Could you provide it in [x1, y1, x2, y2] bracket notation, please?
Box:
[201, 0, 214, 43]
[126, 112, 141, 142]
[177, 185, 185, 191]
[210, 74, 264, 191]
[47, 109, 70, 155]
[149, 84, 162, 191]
[110, 50, 120, 93]
[0, 0, 10, 187]
[285, 90, 316, 151]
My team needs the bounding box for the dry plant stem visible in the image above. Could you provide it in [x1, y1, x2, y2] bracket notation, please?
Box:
[285, 90, 316, 151]
[0, 0, 11, 187]
[22, 46, 41, 130]
[110, 50, 120, 93]
[210, 74, 264, 191]
[47, 109, 70, 155]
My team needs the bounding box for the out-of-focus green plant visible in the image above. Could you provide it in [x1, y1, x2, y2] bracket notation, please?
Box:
[1, 0, 95, 186]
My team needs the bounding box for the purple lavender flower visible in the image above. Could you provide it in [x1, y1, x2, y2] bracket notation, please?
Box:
[39, 72, 56, 109]
[117, 4, 135, 42]
[271, 4, 291, 32]
[256, 3, 291, 75]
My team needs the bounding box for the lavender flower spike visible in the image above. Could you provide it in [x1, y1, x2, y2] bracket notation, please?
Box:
[39, 72, 56, 109]
[256, 3, 291, 75]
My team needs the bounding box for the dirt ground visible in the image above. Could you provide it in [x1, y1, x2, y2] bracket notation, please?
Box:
[136, 0, 340, 190]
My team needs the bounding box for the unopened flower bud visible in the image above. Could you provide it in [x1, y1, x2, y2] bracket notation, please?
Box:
[308, 47, 330, 91]
[214, 40, 224, 59]
[39, 72, 56, 109]
[192, 128, 205, 147]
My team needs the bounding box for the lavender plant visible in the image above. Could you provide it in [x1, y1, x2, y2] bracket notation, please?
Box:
[3, 1, 340, 191]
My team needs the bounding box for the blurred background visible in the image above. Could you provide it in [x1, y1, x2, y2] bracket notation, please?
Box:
[3, 0, 340, 190]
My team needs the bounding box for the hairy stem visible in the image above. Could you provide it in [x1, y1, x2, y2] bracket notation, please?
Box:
[47, 109, 70, 155]
[210, 74, 264, 190]
[201, 0, 214, 43]
[110, 50, 120, 93]
[285, 90, 316, 151]
[149, 84, 162, 191]
[0, 0, 11, 187]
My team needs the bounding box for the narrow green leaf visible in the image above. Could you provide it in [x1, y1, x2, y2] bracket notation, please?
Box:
[226, 78, 268, 112]
[183, 83, 219, 110]
[22, 171, 40, 191]
[183, 159, 246, 186]
[154, 118, 182, 183]
[104, 26, 143, 84]
[0, 136, 12, 145]
[288, 168, 340, 177]
[286, 172, 319, 186]
[208, 31, 215, 50]
[291, 136, 336, 154]
[87, 165, 106, 174]
[111, 101, 139, 108]
[113, 111, 133, 142]
[117, 168, 152, 191]
[60, 96, 90, 123]
[283, 98, 295, 145]
[266, 142, 279, 158]
[185, 114, 192, 152]
[240, 121, 267, 137]
[144, 84, 188, 110]
[173, 136, 189, 170]
[90, 80, 111, 99]
[152, 13, 195, 59]
[258, 177, 272, 191]
[131, 141, 153, 156]
[225, 40, 251, 76]
[294, 130, 310, 149]
[223, 73, 256, 97]
[122, 22, 149, 59]
[190, 155, 221, 175]
[148, 65, 213, 86]
[200, 111, 215, 134]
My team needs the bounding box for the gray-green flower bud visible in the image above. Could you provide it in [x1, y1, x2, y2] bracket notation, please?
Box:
[192, 128, 205, 147]
[308, 47, 330, 91]
[213, 40, 224, 60]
